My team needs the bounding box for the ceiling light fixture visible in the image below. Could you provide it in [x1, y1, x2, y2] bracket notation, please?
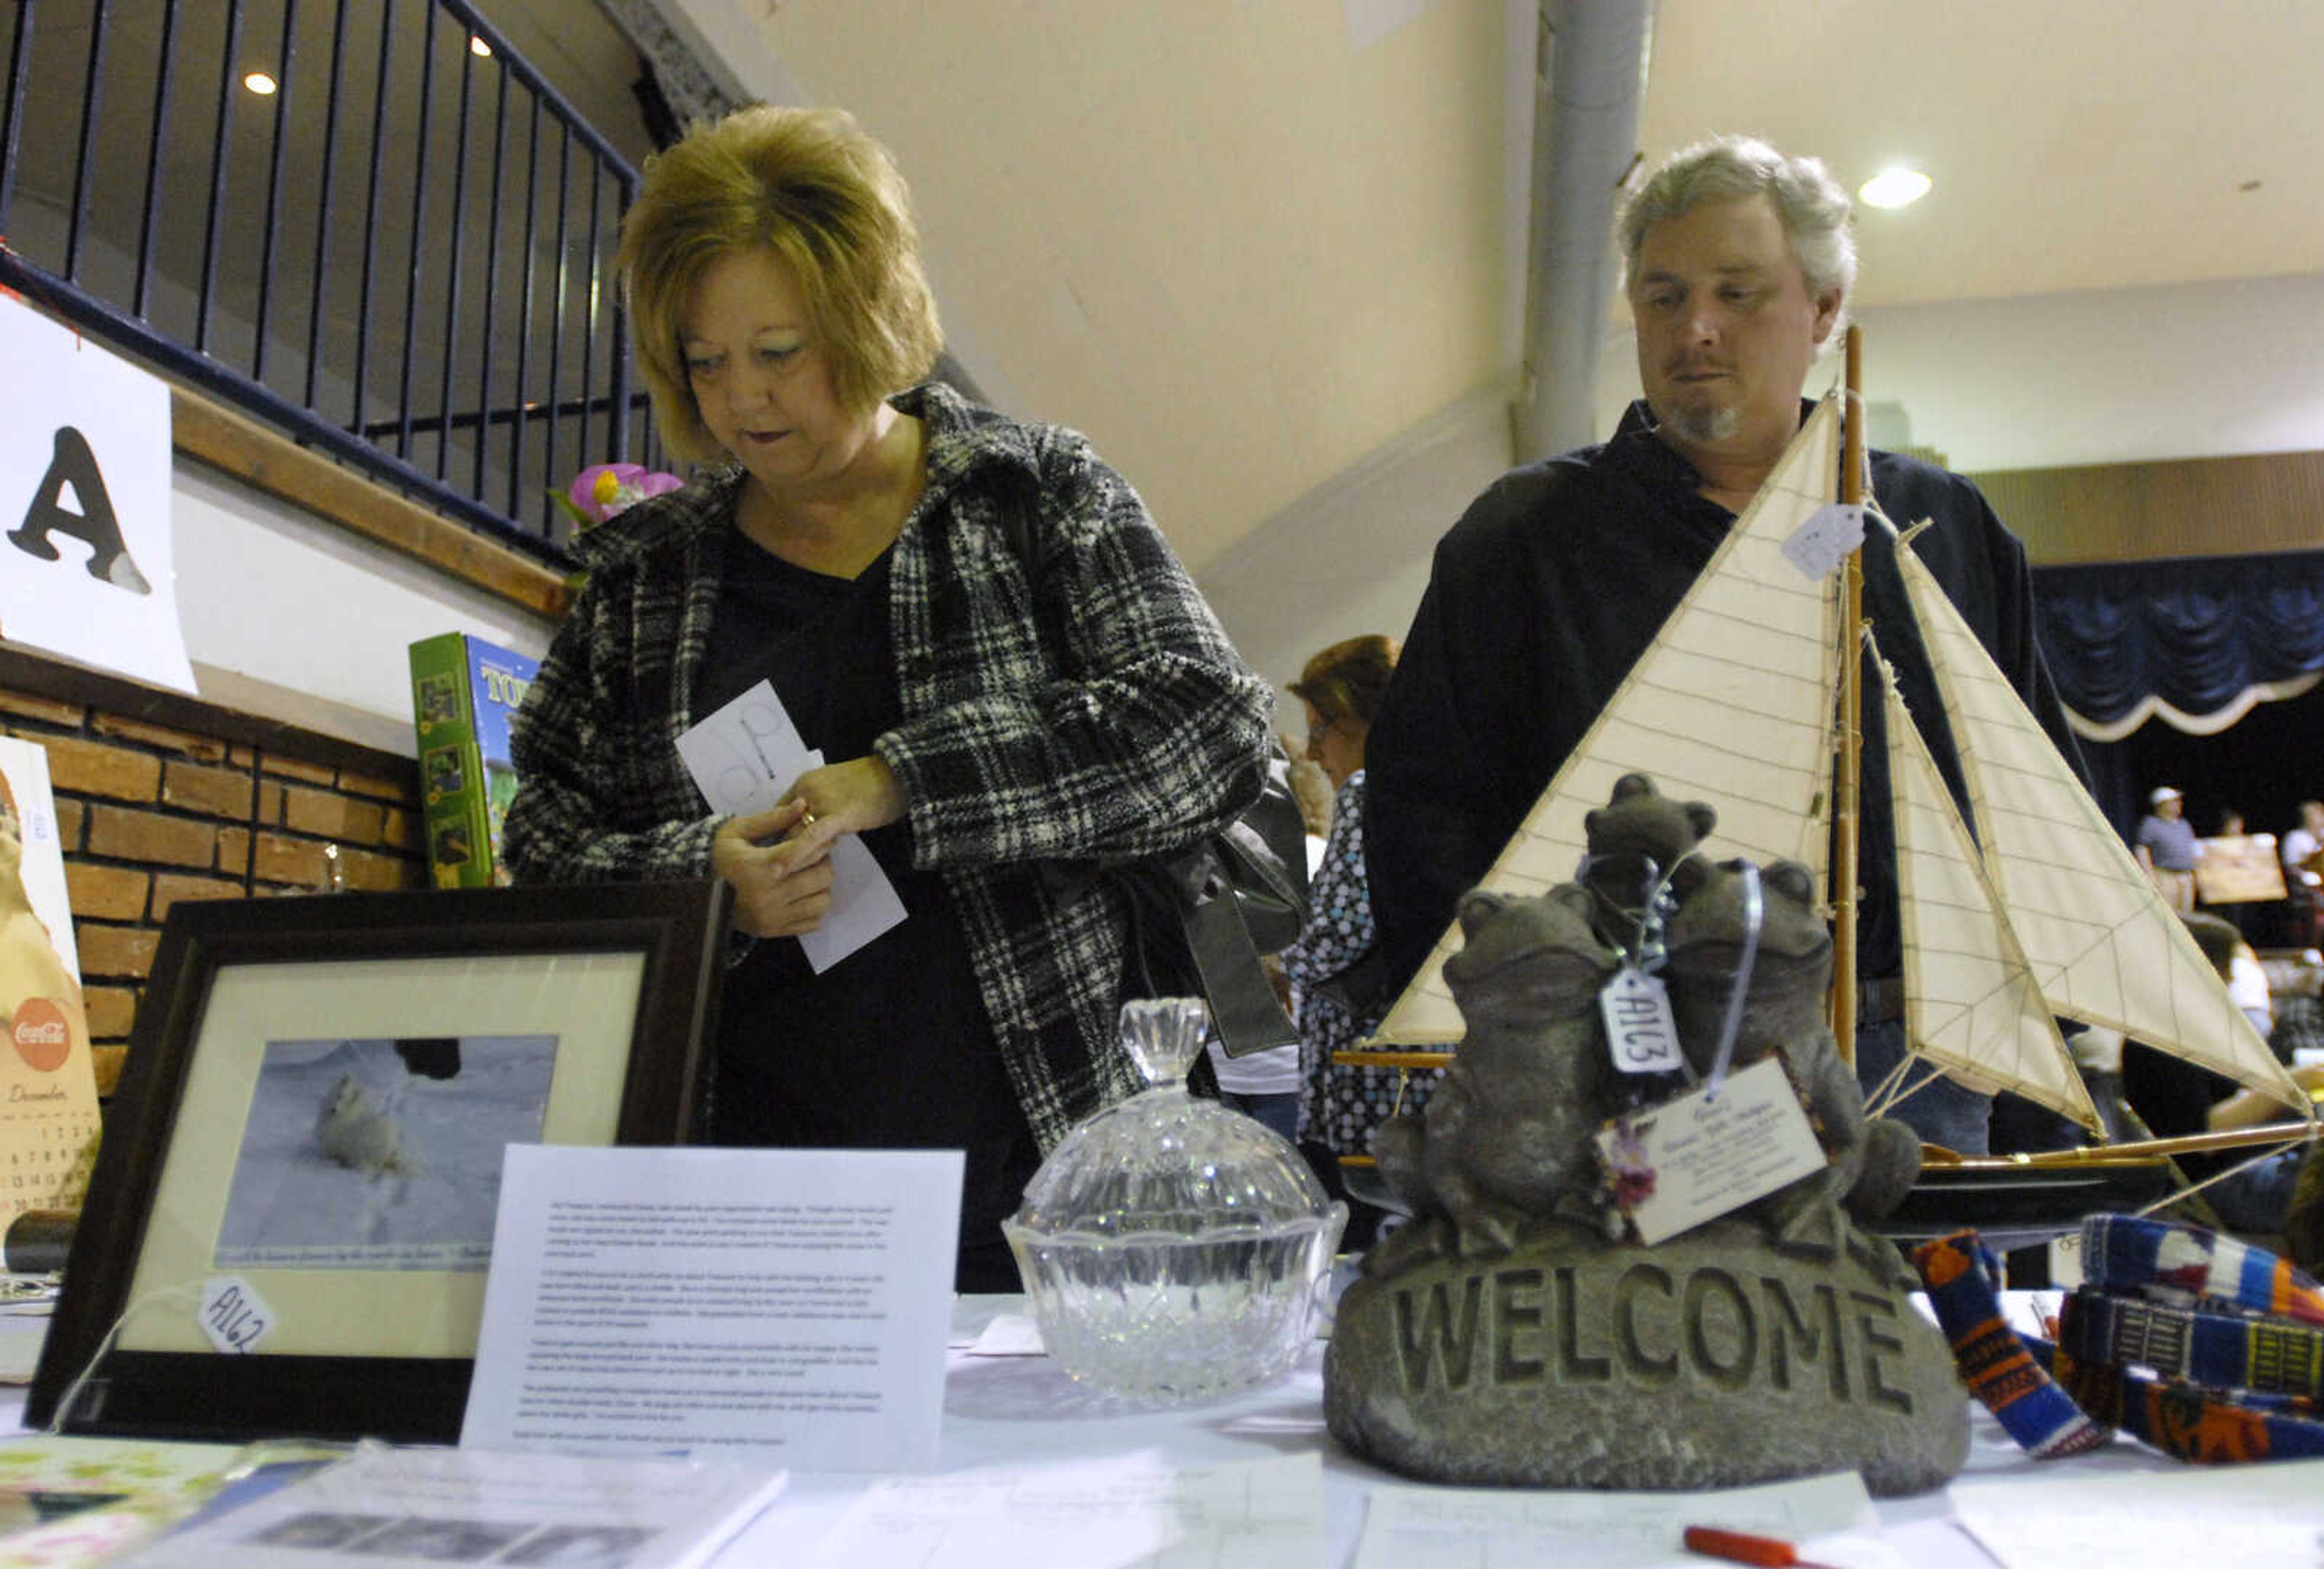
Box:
[470, 35, 493, 58]
[1859, 167, 1932, 209]
[243, 71, 278, 96]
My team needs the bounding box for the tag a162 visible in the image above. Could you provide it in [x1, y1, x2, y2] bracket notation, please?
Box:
[199, 1275, 275, 1354]
[1594, 1058, 1827, 1246]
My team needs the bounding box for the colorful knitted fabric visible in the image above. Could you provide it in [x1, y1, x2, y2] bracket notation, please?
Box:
[2058, 1286, 2324, 1400]
[1911, 1230, 2112, 1458]
[2055, 1353, 2324, 1464]
[2080, 1212, 2324, 1326]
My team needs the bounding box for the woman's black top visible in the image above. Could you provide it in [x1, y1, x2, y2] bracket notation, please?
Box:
[697, 531, 1036, 1287]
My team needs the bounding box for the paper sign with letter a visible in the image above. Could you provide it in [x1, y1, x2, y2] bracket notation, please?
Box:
[0, 295, 196, 694]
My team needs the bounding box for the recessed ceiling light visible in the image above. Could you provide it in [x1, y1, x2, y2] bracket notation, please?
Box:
[1859, 166, 1932, 209]
[470, 35, 493, 58]
[243, 71, 278, 96]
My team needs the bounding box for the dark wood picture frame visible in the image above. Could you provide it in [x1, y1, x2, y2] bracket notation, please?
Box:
[28, 880, 730, 1444]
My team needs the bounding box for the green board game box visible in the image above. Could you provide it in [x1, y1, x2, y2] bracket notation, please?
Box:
[407, 633, 539, 889]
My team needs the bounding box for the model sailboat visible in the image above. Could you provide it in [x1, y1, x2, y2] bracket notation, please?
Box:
[1367, 388, 2310, 1145]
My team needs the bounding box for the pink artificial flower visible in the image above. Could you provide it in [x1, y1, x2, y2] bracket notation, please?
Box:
[566, 462, 683, 527]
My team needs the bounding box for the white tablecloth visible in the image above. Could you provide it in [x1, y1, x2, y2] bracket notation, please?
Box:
[714, 1294, 2204, 1567]
[0, 1294, 2251, 1567]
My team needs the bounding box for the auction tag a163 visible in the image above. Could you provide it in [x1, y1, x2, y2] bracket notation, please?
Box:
[1595, 1058, 1827, 1245]
[1600, 967, 1684, 1076]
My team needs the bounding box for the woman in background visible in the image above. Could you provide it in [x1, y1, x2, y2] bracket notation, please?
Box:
[2122, 912, 2323, 1235]
[1277, 635, 1434, 1247]
[505, 106, 1272, 1289]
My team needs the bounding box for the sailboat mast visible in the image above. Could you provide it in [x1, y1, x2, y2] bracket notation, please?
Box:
[1833, 326, 1866, 1063]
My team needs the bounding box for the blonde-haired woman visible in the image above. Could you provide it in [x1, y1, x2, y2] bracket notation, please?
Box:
[506, 107, 1272, 1290]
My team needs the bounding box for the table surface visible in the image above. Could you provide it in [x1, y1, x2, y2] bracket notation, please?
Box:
[719, 1294, 2208, 1568]
[0, 1293, 2248, 1567]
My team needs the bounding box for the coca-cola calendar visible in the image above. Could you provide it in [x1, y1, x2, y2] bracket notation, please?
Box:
[0, 736, 102, 1218]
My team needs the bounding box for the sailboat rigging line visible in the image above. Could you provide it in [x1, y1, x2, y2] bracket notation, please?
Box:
[1704, 861, 1763, 1101]
[1867, 1054, 1954, 1119]
[1578, 849, 1688, 975]
[1863, 1048, 1917, 1116]
[2132, 1138, 2308, 1223]
[1933, 1119, 2323, 1170]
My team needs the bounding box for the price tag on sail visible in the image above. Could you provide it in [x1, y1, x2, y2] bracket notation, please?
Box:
[1782, 501, 1866, 580]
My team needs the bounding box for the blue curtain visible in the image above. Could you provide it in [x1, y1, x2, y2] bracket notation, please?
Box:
[2032, 550, 2324, 728]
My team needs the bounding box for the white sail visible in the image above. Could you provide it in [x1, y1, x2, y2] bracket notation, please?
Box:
[1881, 651, 2103, 1134]
[1893, 539, 2308, 1113]
[1371, 396, 1845, 1045]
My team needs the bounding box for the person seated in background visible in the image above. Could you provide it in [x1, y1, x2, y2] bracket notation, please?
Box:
[2270, 949, 2324, 1065]
[2285, 800, 2324, 874]
[2285, 800, 2324, 947]
[1363, 134, 2082, 1157]
[2120, 912, 2324, 1235]
[2135, 786, 2199, 913]
[504, 105, 1272, 1291]
[1277, 635, 1437, 1249]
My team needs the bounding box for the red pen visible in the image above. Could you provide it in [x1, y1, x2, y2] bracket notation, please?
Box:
[1682, 1525, 1844, 1569]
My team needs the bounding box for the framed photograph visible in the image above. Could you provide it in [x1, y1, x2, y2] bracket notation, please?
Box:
[28, 880, 730, 1444]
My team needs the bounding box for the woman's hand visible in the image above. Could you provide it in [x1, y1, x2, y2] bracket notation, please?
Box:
[706, 758, 907, 939]
[776, 755, 907, 861]
[711, 800, 836, 938]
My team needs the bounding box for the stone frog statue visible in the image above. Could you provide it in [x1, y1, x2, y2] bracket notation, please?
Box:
[1578, 772, 1717, 959]
[1367, 884, 1618, 1274]
[1659, 855, 1921, 1271]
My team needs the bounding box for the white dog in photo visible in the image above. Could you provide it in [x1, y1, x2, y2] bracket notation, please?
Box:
[314, 1072, 417, 1180]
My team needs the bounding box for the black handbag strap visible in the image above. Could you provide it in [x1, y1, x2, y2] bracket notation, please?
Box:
[988, 475, 1299, 1059]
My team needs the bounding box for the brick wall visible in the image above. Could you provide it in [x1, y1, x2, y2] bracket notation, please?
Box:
[0, 652, 424, 1097]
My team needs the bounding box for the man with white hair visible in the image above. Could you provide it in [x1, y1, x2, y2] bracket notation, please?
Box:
[1365, 135, 2084, 1156]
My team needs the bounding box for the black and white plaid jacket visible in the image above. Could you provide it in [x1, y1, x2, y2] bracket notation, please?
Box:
[504, 381, 1273, 1148]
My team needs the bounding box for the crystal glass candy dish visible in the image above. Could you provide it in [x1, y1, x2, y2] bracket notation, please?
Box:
[1003, 998, 1347, 1404]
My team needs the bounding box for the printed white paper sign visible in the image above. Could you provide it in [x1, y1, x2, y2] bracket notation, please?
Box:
[464, 1144, 961, 1472]
[0, 296, 195, 693]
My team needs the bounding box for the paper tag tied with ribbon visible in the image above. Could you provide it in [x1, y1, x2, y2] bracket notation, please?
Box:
[199, 1275, 275, 1354]
[1782, 501, 1866, 580]
[1594, 1057, 1827, 1245]
[1600, 967, 1684, 1076]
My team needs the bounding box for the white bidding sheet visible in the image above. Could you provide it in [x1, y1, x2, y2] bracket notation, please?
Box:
[803, 1452, 1326, 1569]
[461, 1145, 962, 1472]
[117, 1446, 787, 1569]
[674, 684, 908, 972]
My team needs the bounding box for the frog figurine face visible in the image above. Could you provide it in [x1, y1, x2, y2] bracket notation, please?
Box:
[1368, 885, 1620, 1267]
[1581, 772, 1718, 956]
[1661, 856, 1832, 1064]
